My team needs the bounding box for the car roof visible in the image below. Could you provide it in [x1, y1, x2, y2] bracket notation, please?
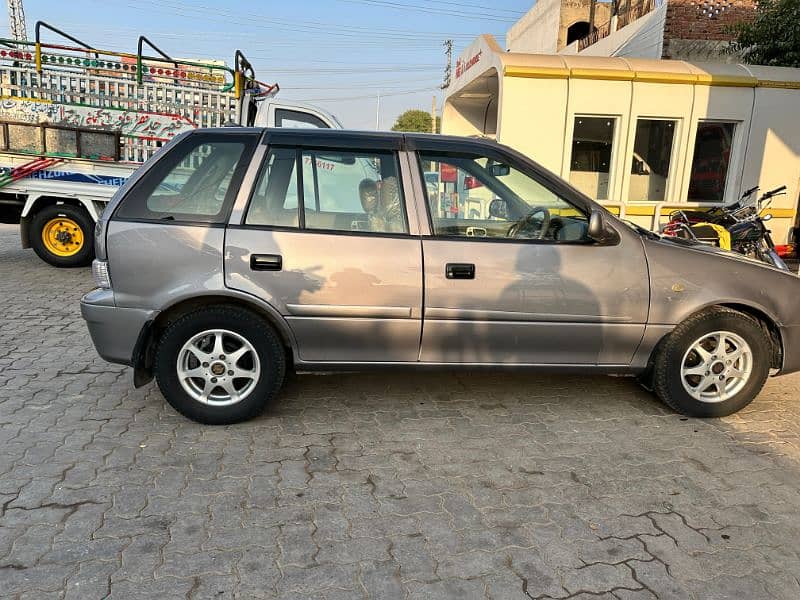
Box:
[260, 127, 502, 150]
[189, 126, 505, 153]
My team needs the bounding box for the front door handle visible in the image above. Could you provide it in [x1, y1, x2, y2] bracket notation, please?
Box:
[446, 263, 475, 280]
[250, 254, 282, 271]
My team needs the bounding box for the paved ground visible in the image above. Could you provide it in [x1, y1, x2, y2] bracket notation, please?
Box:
[1, 222, 800, 600]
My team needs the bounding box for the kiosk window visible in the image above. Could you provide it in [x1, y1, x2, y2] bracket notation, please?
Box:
[689, 122, 736, 203]
[569, 116, 616, 200]
[628, 119, 676, 202]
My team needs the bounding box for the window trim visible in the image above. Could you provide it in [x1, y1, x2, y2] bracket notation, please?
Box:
[112, 131, 259, 225]
[416, 149, 591, 245]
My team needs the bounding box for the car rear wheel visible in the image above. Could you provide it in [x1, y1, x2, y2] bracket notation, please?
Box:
[154, 306, 285, 424]
[652, 308, 771, 417]
[30, 204, 95, 268]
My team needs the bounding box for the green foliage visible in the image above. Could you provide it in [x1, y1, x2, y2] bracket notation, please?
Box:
[391, 109, 441, 133]
[730, 0, 800, 67]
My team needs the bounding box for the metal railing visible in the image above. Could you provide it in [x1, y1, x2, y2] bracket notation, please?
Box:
[0, 21, 279, 162]
[577, 0, 658, 51]
[617, 0, 658, 30]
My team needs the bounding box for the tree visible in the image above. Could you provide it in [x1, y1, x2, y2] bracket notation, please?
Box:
[391, 109, 440, 133]
[730, 0, 800, 67]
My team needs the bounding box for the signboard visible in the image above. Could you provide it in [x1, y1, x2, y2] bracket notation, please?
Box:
[0, 97, 196, 142]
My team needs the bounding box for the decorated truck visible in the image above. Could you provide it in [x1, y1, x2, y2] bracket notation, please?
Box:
[0, 22, 339, 267]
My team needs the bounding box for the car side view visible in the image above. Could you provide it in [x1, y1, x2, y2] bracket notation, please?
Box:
[81, 128, 800, 424]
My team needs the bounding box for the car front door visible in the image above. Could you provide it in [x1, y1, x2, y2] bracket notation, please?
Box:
[414, 141, 649, 366]
[225, 133, 423, 363]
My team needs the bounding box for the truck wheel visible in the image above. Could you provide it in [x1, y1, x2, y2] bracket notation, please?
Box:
[154, 306, 286, 425]
[652, 308, 771, 417]
[30, 204, 95, 268]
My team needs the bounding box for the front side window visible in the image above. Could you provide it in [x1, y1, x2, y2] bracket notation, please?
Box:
[116, 134, 256, 223]
[420, 152, 588, 242]
[628, 119, 676, 202]
[301, 150, 407, 234]
[569, 116, 616, 200]
[688, 122, 736, 203]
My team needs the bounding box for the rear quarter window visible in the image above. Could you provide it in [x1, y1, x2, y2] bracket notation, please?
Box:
[114, 132, 259, 224]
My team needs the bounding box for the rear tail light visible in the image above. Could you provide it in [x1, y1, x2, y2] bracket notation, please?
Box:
[92, 259, 112, 289]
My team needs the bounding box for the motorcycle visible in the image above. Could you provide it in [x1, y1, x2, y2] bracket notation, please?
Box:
[661, 185, 790, 271]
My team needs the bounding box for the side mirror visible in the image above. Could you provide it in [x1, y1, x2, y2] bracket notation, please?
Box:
[488, 198, 509, 219]
[587, 209, 607, 242]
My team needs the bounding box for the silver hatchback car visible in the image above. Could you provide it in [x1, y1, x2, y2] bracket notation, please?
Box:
[82, 128, 800, 424]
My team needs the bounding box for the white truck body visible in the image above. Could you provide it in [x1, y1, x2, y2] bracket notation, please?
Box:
[0, 23, 340, 264]
[3, 99, 340, 221]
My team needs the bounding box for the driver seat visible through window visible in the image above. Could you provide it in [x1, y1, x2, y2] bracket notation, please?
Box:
[420, 153, 588, 243]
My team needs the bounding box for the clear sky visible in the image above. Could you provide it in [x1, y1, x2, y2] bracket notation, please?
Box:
[18, 0, 533, 129]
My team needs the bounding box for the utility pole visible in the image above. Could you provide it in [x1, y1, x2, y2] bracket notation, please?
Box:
[375, 90, 381, 131]
[7, 0, 27, 42]
[441, 39, 453, 90]
[431, 96, 437, 134]
[588, 0, 597, 34]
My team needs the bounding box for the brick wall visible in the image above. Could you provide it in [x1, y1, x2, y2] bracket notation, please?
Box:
[664, 0, 756, 42]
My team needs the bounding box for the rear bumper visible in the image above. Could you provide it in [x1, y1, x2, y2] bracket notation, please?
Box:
[81, 289, 156, 366]
[778, 324, 800, 375]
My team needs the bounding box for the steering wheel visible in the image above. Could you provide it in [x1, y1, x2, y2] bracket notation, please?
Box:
[507, 206, 551, 240]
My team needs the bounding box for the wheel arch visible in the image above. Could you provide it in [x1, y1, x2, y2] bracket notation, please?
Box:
[133, 293, 297, 386]
[716, 302, 783, 370]
[647, 302, 784, 372]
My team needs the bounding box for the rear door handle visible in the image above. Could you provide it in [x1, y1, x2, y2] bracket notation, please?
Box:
[250, 254, 282, 271]
[446, 263, 475, 279]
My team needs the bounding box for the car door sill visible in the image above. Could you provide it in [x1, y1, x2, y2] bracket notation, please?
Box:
[293, 360, 639, 374]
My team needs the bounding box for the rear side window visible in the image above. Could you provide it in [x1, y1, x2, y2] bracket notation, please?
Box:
[244, 147, 408, 235]
[246, 147, 299, 227]
[115, 132, 258, 223]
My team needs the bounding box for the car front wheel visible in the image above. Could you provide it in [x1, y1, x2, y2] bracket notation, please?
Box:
[154, 306, 285, 424]
[652, 308, 772, 417]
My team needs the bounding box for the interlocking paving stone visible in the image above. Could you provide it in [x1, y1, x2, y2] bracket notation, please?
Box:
[2, 223, 800, 598]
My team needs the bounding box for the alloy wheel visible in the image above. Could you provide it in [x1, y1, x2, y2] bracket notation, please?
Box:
[176, 329, 261, 406]
[680, 330, 753, 403]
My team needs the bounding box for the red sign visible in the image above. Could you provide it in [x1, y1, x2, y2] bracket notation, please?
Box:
[456, 50, 482, 79]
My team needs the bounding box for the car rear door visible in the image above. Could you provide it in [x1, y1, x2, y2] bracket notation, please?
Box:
[410, 138, 649, 366]
[225, 131, 423, 364]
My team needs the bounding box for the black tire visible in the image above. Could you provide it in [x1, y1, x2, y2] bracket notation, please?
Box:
[30, 204, 95, 268]
[652, 307, 771, 417]
[154, 306, 286, 424]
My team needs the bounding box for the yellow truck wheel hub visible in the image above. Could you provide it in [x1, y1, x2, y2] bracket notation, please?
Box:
[42, 217, 84, 257]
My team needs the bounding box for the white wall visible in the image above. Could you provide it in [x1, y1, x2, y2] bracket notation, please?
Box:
[506, 0, 562, 54]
